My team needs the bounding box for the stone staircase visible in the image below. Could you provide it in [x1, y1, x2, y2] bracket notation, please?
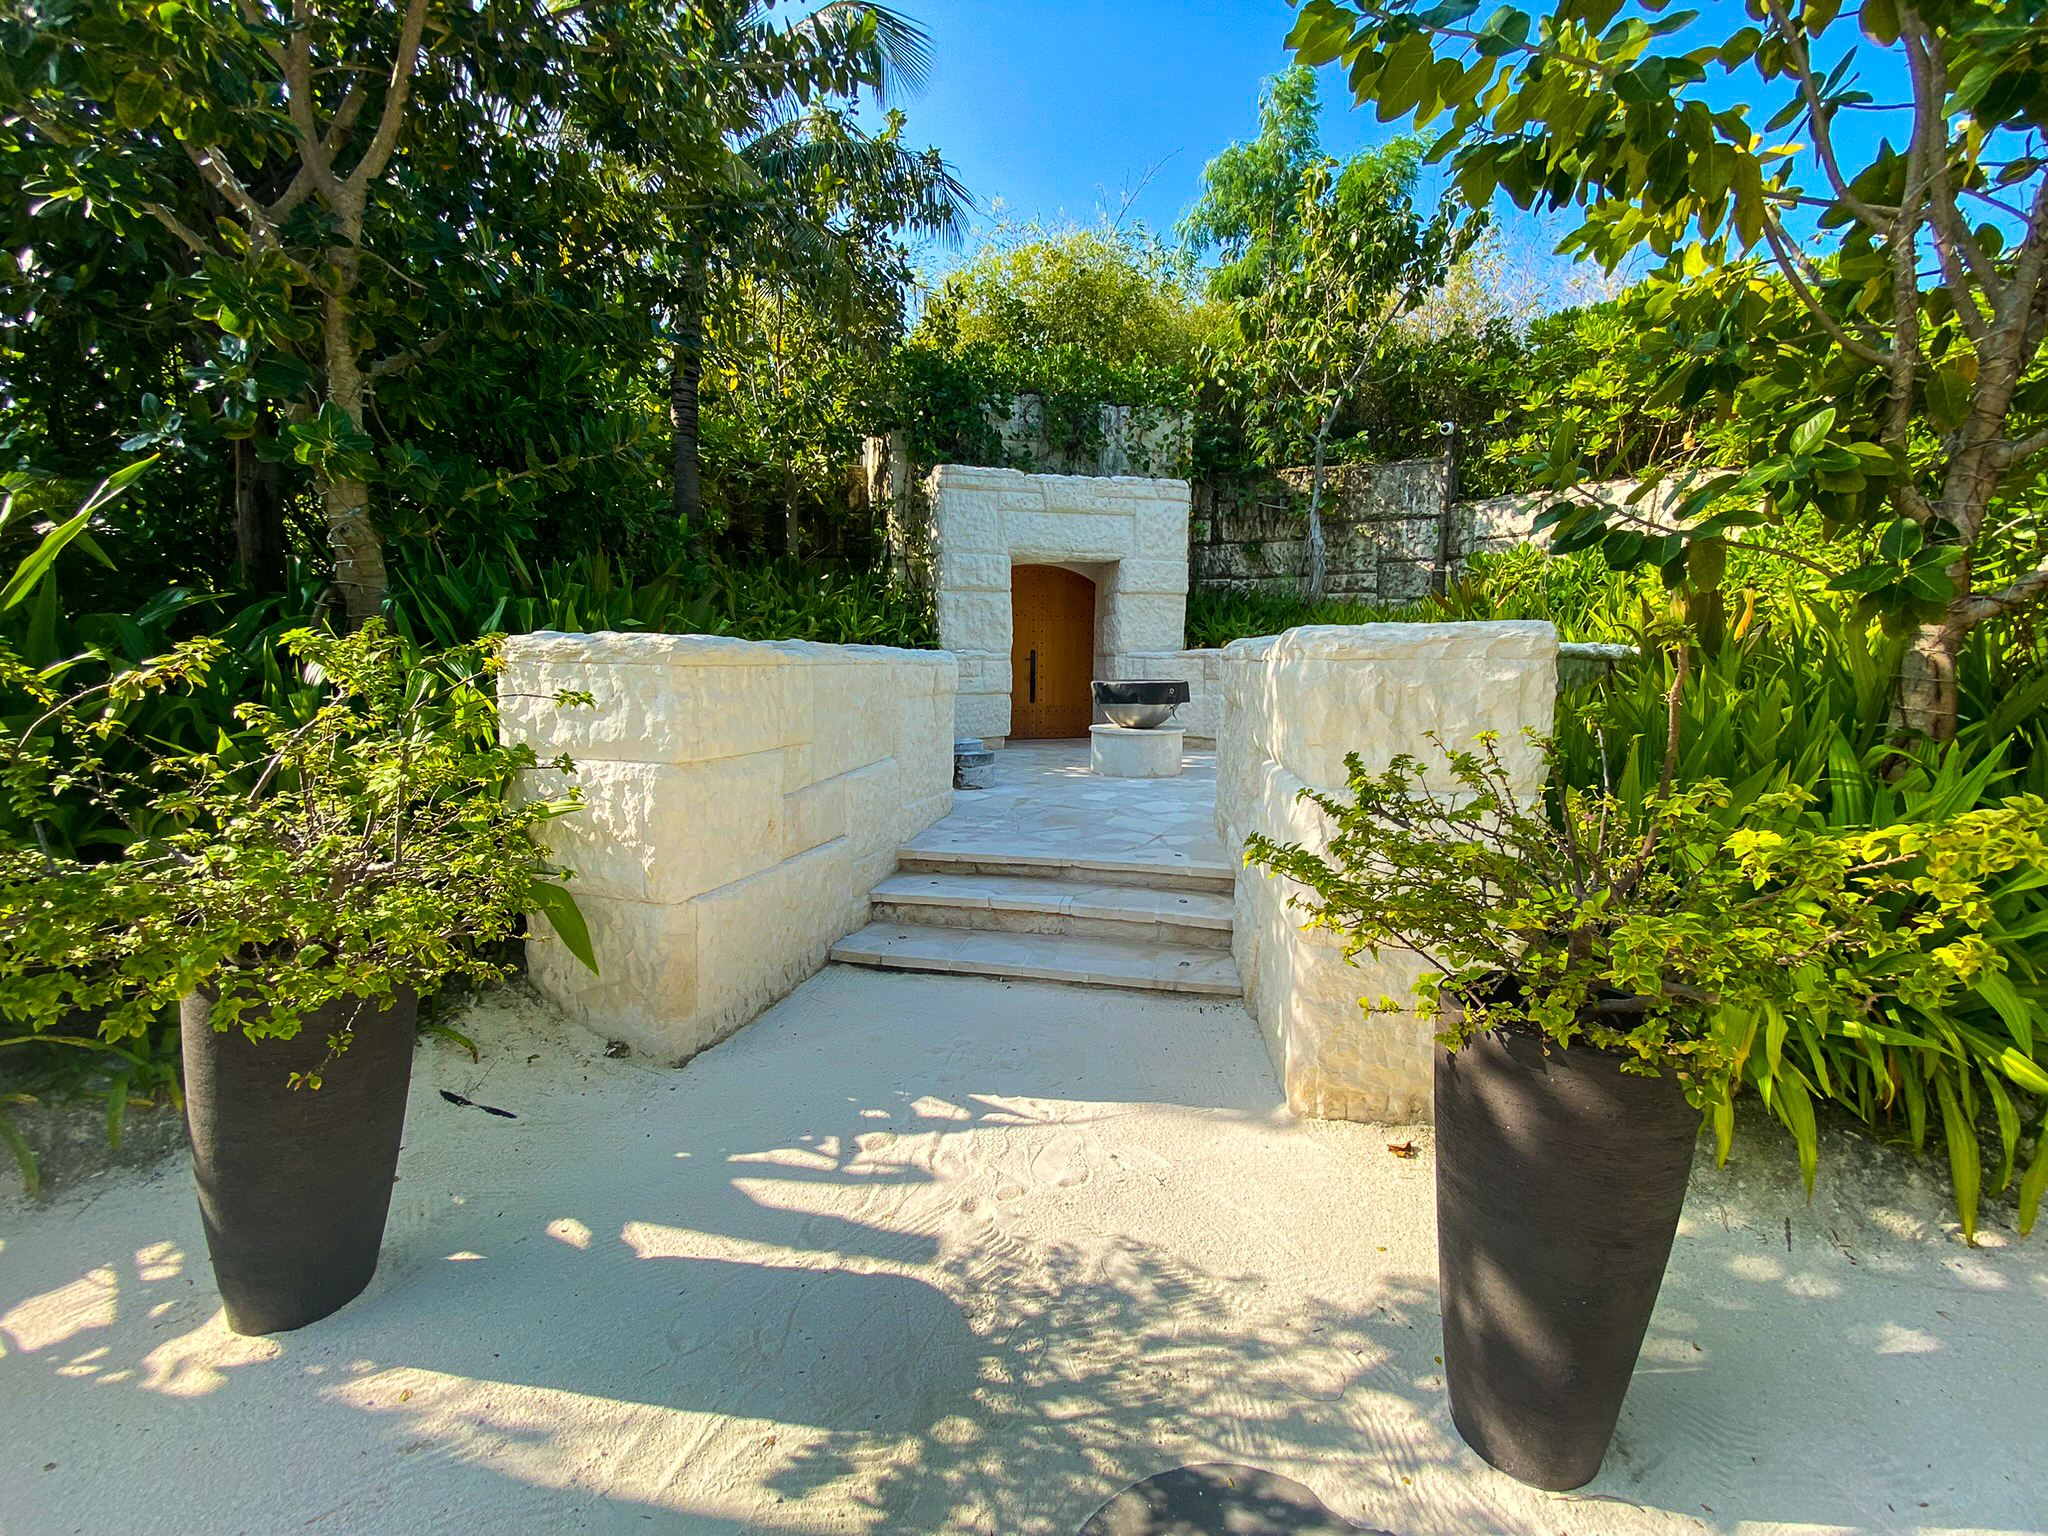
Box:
[829, 849, 1241, 996]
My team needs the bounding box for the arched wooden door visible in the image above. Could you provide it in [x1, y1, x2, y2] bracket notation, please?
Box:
[1010, 565, 1095, 739]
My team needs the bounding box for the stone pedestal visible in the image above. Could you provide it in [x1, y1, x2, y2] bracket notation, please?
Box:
[1090, 724, 1184, 779]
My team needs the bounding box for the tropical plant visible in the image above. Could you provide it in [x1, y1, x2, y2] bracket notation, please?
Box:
[4, 0, 961, 614]
[1289, 0, 2048, 743]
[1187, 69, 1478, 597]
[650, 29, 970, 542]
[919, 219, 1210, 372]
[1554, 606, 2048, 1237]
[0, 620, 593, 1074]
[1245, 728, 2048, 1239]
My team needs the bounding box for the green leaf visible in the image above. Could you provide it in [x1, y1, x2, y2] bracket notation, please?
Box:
[1935, 1071, 1982, 1242]
[528, 881, 600, 974]
[1790, 406, 1836, 457]
[1876, 517, 1923, 562]
[419, 1021, 480, 1062]
[1776, 1068, 1820, 1194]
[1474, 7, 1531, 56]
[1925, 353, 1976, 431]
[1376, 32, 1439, 122]
[0, 456, 157, 609]
[114, 72, 167, 131]
[2019, 1130, 2048, 1236]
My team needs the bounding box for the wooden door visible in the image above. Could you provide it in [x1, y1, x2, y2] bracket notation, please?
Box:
[1010, 565, 1095, 739]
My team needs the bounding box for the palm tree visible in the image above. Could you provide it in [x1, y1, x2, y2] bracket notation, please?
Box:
[636, 2, 970, 540]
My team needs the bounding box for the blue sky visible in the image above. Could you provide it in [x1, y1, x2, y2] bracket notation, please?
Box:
[873, 1, 1921, 287]
[879, 1, 1394, 254]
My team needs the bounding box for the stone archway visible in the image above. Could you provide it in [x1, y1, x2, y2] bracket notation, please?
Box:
[924, 466, 1192, 744]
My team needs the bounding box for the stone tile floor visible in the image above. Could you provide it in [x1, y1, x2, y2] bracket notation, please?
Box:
[905, 740, 1231, 878]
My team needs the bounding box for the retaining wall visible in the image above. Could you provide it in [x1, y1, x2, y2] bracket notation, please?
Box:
[1215, 621, 1558, 1121]
[499, 632, 956, 1061]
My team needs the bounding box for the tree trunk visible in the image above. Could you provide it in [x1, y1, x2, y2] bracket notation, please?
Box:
[1304, 437, 1329, 602]
[234, 428, 289, 593]
[670, 258, 707, 547]
[1895, 619, 1964, 744]
[320, 281, 385, 627]
[323, 475, 387, 628]
[781, 466, 800, 559]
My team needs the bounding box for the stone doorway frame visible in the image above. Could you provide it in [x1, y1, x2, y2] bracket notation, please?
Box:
[925, 467, 1192, 745]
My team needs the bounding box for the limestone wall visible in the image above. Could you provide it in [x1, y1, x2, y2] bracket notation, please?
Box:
[928, 466, 1191, 742]
[498, 632, 956, 1062]
[1215, 621, 1558, 1121]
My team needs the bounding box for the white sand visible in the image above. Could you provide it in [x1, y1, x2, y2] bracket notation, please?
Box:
[1, 968, 2042, 1536]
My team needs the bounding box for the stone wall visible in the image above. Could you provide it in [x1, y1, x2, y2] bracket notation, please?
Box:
[1192, 459, 1453, 604]
[498, 632, 956, 1062]
[1215, 621, 1558, 1121]
[925, 466, 1191, 743]
[1193, 463, 1693, 604]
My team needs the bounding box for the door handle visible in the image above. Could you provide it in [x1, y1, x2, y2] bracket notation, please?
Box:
[1028, 649, 1038, 702]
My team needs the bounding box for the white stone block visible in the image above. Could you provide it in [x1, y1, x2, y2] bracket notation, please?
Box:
[1131, 499, 1192, 560]
[525, 753, 785, 905]
[784, 774, 848, 858]
[1116, 557, 1190, 595]
[936, 588, 1011, 656]
[940, 551, 1012, 593]
[527, 894, 698, 1060]
[1003, 511, 1135, 563]
[500, 646, 798, 766]
[1103, 592, 1187, 655]
[1215, 621, 1556, 1128]
[955, 689, 1010, 741]
[935, 492, 1002, 554]
[1090, 725, 1184, 778]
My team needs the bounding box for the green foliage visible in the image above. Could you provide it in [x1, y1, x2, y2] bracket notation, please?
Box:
[919, 221, 1208, 372]
[1290, 0, 2048, 740]
[0, 621, 592, 1069]
[388, 548, 935, 651]
[884, 337, 1189, 473]
[1184, 586, 1400, 648]
[1551, 609, 2048, 1236]
[1178, 65, 1326, 300]
[1246, 731, 2048, 1237]
[1198, 124, 1475, 475]
[2, 0, 962, 612]
[892, 221, 1203, 472]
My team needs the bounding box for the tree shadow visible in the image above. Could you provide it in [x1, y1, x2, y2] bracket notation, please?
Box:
[5, 977, 2046, 1536]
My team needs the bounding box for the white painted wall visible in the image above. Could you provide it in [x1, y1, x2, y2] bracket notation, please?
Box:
[1215, 622, 1558, 1121]
[499, 632, 956, 1062]
[927, 466, 1191, 742]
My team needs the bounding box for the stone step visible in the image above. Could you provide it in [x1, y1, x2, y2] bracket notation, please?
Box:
[829, 921, 1243, 997]
[896, 846, 1236, 896]
[869, 871, 1232, 949]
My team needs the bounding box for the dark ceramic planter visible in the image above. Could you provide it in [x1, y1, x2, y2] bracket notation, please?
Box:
[181, 988, 417, 1335]
[1434, 1025, 1698, 1490]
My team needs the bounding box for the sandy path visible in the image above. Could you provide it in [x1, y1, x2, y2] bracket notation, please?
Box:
[1, 968, 2042, 1535]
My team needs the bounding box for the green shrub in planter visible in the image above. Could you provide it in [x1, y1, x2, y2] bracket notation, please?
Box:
[0, 619, 594, 1332]
[1245, 731, 2047, 1488]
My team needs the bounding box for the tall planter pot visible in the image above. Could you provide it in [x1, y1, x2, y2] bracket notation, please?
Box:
[1434, 1026, 1699, 1491]
[180, 988, 418, 1336]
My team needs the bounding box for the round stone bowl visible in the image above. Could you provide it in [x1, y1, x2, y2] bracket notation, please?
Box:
[1092, 679, 1190, 730]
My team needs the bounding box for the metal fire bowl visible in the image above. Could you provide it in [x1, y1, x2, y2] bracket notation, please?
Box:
[1092, 679, 1190, 730]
